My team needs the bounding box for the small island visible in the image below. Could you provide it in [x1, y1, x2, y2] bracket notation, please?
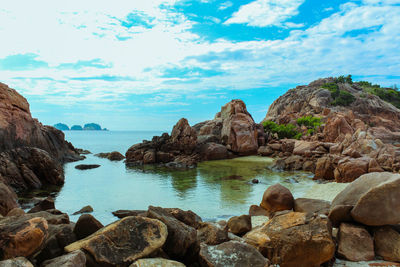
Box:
[53, 123, 108, 131]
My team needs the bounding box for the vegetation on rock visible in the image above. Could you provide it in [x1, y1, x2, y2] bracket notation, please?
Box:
[322, 82, 355, 106]
[356, 80, 400, 109]
[262, 120, 302, 140]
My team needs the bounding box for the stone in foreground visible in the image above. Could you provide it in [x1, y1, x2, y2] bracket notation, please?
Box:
[0, 217, 48, 260]
[197, 222, 229, 245]
[294, 198, 331, 215]
[41, 250, 86, 267]
[0, 257, 34, 267]
[374, 226, 400, 262]
[227, 215, 252, 235]
[260, 183, 294, 213]
[244, 212, 335, 267]
[65, 216, 167, 266]
[73, 214, 103, 240]
[199, 241, 269, 267]
[337, 223, 374, 261]
[130, 258, 186, 267]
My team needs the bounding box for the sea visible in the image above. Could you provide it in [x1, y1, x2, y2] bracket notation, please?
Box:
[39, 131, 326, 224]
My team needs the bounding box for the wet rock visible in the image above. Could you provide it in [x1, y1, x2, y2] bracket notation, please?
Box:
[74, 214, 103, 240]
[164, 208, 202, 229]
[41, 250, 86, 267]
[252, 179, 259, 184]
[0, 182, 18, 216]
[147, 206, 197, 259]
[72, 205, 93, 215]
[0, 257, 34, 267]
[199, 241, 270, 267]
[28, 197, 55, 213]
[197, 222, 229, 245]
[294, 198, 331, 215]
[199, 143, 228, 161]
[337, 223, 374, 261]
[95, 151, 125, 161]
[112, 210, 147, 219]
[244, 212, 335, 267]
[248, 205, 269, 216]
[130, 258, 185, 267]
[374, 226, 400, 262]
[0, 216, 48, 260]
[65, 216, 168, 266]
[257, 146, 273, 156]
[329, 172, 400, 226]
[74, 164, 100, 170]
[260, 183, 294, 213]
[227, 215, 252, 236]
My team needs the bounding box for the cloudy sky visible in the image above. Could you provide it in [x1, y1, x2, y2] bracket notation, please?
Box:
[0, 0, 399, 130]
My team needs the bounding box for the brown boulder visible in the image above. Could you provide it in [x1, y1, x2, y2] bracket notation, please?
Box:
[197, 222, 229, 245]
[28, 197, 55, 213]
[0, 217, 48, 260]
[257, 146, 273, 156]
[249, 205, 269, 216]
[112, 210, 147, 219]
[294, 198, 331, 215]
[334, 157, 370, 182]
[329, 172, 400, 226]
[72, 205, 93, 215]
[323, 115, 354, 142]
[199, 241, 270, 267]
[147, 206, 197, 259]
[337, 223, 374, 261]
[260, 184, 294, 213]
[65, 216, 167, 266]
[74, 164, 100, 170]
[164, 208, 202, 229]
[0, 182, 18, 216]
[95, 151, 125, 161]
[227, 215, 252, 236]
[6, 208, 25, 217]
[170, 118, 197, 154]
[244, 212, 335, 267]
[73, 214, 103, 240]
[220, 100, 258, 155]
[374, 226, 400, 262]
[199, 143, 228, 161]
[314, 156, 336, 180]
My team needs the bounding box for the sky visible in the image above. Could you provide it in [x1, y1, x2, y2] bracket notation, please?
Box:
[0, 0, 399, 131]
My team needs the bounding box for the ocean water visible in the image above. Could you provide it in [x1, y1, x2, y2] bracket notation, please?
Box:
[48, 131, 323, 224]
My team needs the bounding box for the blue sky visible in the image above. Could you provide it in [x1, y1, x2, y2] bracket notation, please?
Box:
[0, 0, 399, 130]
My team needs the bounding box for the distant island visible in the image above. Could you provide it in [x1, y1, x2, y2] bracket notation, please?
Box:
[53, 123, 108, 131]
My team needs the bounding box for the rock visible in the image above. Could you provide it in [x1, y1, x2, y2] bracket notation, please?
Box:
[0, 216, 48, 260]
[72, 205, 93, 215]
[0, 257, 34, 267]
[74, 164, 100, 170]
[227, 215, 252, 236]
[94, 151, 125, 161]
[199, 143, 228, 161]
[260, 184, 294, 213]
[74, 214, 103, 240]
[164, 208, 202, 229]
[199, 241, 270, 267]
[112, 210, 147, 219]
[170, 118, 197, 154]
[374, 226, 400, 262]
[324, 115, 354, 142]
[41, 250, 86, 267]
[197, 222, 229, 245]
[294, 198, 331, 215]
[65, 216, 168, 266]
[28, 197, 55, 213]
[147, 206, 197, 259]
[293, 141, 321, 156]
[329, 172, 400, 226]
[249, 205, 269, 216]
[314, 156, 336, 180]
[337, 223, 374, 261]
[220, 100, 259, 155]
[244, 212, 335, 267]
[0, 147, 64, 192]
[257, 146, 273, 156]
[334, 157, 370, 182]
[6, 208, 25, 217]
[0, 82, 80, 163]
[251, 216, 269, 228]
[0, 182, 18, 216]
[130, 258, 186, 267]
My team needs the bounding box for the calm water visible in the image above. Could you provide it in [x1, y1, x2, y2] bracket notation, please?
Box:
[49, 131, 318, 224]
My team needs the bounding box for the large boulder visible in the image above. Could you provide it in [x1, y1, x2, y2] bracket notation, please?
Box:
[334, 157, 371, 182]
[199, 143, 228, 161]
[374, 226, 400, 262]
[220, 100, 258, 155]
[294, 198, 331, 216]
[337, 223, 375, 261]
[260, 184, 294, 213]
[0, 82, 80, 162]
[197, 222, 229, 245]
[0, 216, 48, 260]
[227, 215, 252, 236]
[147, 206, 197, 259]
[73, 214, 103, 240]
[164, 208, 202, 229]
[314, 156, 336, 180]
[0, 257, 34, 267]
[41, 250, 86, 267]
[170, 118, 197, 154]
[199, 241, 270, 267]
[65, 216, 167, 266]
[244, 212, 335, 267]
[329, 172, 400, 226]
[0, 182, 18, 216]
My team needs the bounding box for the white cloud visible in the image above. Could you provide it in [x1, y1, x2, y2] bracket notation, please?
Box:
[219, 1, 233, 10]
[224, 0, 305, 27]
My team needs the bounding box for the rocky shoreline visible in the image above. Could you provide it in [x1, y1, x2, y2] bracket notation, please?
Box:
[1, 77, 400, 266]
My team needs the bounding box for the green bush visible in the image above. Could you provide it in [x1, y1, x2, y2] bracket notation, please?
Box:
[331, 90, 355, 106]
[357, 81, 400, 108]
[336, 75, 353, 84]
[297, 115, 321, 128]
[262, 120, 302, 139]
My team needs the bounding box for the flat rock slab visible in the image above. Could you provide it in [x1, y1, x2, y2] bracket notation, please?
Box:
[130, 258, 186, 267]
[75, 164, 100, 170]
[65, 216, 167, 266]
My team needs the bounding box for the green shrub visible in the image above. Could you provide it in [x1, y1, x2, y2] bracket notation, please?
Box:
[336, 75, 353, 84]
[331, 90, 355, 106]
[262, 120, 301, 139]
[262, 120, 278, 131]
[307, 128, 315, 136]
[297, 115, 321, 128]
[357, 81, 400, 108]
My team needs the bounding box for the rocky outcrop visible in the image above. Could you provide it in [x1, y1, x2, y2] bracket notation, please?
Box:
[94, 151, 125, 161]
